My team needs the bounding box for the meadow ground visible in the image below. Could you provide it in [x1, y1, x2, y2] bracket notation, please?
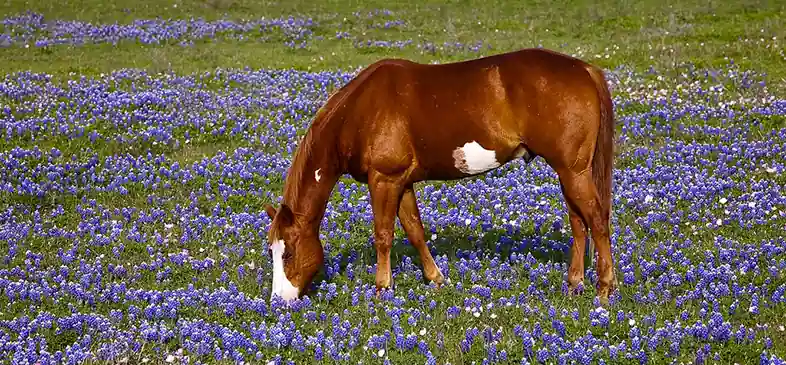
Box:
[1, 0, 786, 364]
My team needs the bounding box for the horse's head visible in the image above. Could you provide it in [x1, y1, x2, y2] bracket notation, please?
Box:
[264, 203, 324, 302]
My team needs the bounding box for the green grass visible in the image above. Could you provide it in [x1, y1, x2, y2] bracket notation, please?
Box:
[2, 0, 785, 83]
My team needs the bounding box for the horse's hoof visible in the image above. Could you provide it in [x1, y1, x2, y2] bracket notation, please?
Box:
[598, 295, 610, 306]
[430, 281, 443, 291]
[375, 286, 390, 299]
[596, 278, 615, 306]
[596, 286, 612, 306]
[424, 268, 444, 287]
[567, 286, 579, 296]
[567, 280, 584, 296]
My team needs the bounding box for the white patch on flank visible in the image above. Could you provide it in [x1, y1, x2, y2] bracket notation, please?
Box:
[314, 168, 321, 182]
[270, 239, 299, 301]
[452, 141, 500, 174]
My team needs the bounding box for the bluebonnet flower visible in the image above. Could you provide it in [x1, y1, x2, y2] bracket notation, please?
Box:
[0, 49, 783, 365]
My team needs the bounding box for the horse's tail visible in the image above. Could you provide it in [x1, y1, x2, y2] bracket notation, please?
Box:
[585, 64, 615, 264]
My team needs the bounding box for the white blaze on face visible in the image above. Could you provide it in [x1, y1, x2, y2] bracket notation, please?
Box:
[452, 141, 500, 174]
[270, 239, 299, 301]
[314, 168, 321, 182]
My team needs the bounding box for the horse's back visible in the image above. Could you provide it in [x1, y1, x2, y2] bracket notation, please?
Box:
[337, 48, 608, 181]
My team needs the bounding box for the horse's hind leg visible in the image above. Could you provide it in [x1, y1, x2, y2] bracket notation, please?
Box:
[557, 168, 616, 304]
[559, 182, 589, 293]
[397, 185, 444, 286]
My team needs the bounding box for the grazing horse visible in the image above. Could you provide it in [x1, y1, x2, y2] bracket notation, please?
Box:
[264, 47, 617, 304]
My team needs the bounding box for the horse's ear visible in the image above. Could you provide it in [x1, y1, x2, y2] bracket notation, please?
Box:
[278, 203, 294, 226]
[264, 205, 277, 220]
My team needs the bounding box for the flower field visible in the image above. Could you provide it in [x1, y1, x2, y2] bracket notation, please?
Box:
[1, 1, 786, 364]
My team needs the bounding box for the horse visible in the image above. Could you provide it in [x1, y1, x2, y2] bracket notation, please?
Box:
[264, 47, 617, 305]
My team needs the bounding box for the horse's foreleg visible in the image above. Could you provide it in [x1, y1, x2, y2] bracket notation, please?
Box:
[557, 169, 616, 305]
[397, 185, 444, 287]
[368, 172, 406, 296]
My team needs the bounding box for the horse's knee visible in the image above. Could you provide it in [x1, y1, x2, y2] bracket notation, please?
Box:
[375, 229, 394, 251]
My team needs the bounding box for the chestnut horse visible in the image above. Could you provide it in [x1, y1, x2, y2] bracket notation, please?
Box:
[264, 48, 617, 304]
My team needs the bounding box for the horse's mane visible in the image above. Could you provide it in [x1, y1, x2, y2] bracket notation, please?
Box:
[281, 62, 390, 208]
[281, 97, 335, 206]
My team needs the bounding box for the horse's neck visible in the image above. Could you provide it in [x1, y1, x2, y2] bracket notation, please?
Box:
[282, 86, 352, 231]
[283, 137, 340, 232]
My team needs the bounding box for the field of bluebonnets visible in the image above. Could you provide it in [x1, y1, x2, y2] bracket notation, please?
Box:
[1, 0, 786, 364]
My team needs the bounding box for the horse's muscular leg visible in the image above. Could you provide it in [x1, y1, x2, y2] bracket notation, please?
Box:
[398, 185, 444, 286]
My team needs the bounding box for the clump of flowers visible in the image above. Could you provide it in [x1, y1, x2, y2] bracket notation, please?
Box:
[0, 21, 785, 364]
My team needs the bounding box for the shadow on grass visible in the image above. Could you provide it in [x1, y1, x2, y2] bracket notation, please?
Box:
[307, 221, 592, 292]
